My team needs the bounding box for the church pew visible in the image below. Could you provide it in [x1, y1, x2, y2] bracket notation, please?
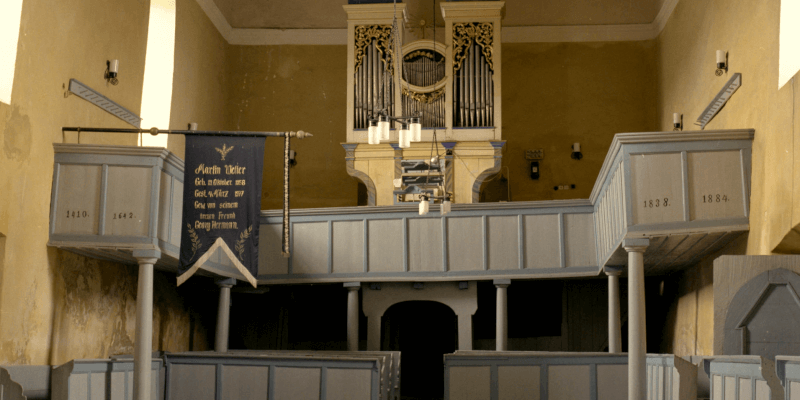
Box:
[164, 352, 385, 400]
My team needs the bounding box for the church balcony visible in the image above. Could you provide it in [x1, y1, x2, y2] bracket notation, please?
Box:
[48, 129, 754, 284]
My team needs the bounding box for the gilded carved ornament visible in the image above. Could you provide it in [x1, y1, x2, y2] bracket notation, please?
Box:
[452, 22, 494, 73]
[402, 87, 445, 104]
[354, 25, 395, 76]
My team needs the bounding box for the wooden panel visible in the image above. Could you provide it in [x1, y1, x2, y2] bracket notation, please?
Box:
[487, 216, 520, 270]
[755, 380, 769, 400]
[292, 222, 329, 274]
[650, 232, 707, 274]
[274, 367, 320, 400]
[170, 178, 183, 247]
[332, 221, 364, 273]
[105, 166, 152, 236]
[688, 151, 745, 221]
[258, 224, 288, 275]
[54, 165, 102, 235]
[447, 217, 483, 272]
[408, 218, 443, 272]
[498, 366, 539, 400]
[524, 214, 560, 269]
[713, 375, 722, 400]
[90, 372, 105, 400]
[368, 219, 403, 273]
[548, 365, 590, 399]
[564, 213, 596, 268]
[597, 365, 627, 400]
[448, 366, 490, 400]
[725, 376, 735, 399]
[158, 172, 171, 242]
[110, 371, 125, 400]
[68, 374, 88, 400]
[326, 368, 372, 400]
[221, 366, 269, 400]
[168, 364, 216, 400]
[630, 153, 684, 225]
[739, 378, 752, 400]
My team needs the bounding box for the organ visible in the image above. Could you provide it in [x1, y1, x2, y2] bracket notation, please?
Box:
[343, 1, 506, 206]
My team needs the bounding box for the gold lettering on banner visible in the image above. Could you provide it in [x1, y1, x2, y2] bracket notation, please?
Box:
[188, 152, 253, 254]
[195, 164, 220, 174]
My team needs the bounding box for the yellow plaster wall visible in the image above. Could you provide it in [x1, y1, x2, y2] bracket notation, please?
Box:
[656, 0, 800, 255]
[0, 0, 214, 365]
[500, 41, 658, 201]
[168, 0, 232, 159]
[660, 236, 747, 357]
[225, 45, 359, 210]
[656, 0, 800, 355]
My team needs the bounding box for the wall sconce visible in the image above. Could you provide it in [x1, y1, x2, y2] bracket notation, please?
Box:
[715, 50, 728, 76]
[673, 113, 682, 131]
[105, 59, 119, 85]
[571, 143, 582, 160]
[289, 149, 297, 166]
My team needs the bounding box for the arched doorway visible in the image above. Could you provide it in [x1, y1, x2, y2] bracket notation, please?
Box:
[382, 301, 457, 400]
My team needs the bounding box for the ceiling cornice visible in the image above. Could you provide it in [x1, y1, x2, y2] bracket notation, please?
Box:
[196, 0, 678, 45]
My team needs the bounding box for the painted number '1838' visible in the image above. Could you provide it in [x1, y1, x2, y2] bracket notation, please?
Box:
[643, 198, 670, 208]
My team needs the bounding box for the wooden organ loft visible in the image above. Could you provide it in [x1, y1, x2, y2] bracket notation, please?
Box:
[343, 2, 505, 206]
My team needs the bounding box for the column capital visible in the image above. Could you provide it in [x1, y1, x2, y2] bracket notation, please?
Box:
[493, 279, 511, 288]
[604, 266, 623, 276]
[216, 278, 236, 288]
[132, 248, 161, 262]
[344, 282, 362, 291]
[623, 238, 649, 253]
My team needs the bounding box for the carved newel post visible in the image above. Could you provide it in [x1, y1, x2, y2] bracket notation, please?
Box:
[623, 239, 649, 400]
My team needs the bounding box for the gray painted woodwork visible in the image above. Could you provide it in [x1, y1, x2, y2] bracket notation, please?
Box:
[163, 351, 390, 400]
[776, 356, 800, 400]
[704, 356, 784, 400]
[646, 355, 697, 400]
[724, 269, 800, 360]
[49, 130, 754, 284]
[443, 352, 697, 400]
[51, 359, 161, 400]
[1, 365, 51, 399]
[0, 367, 27, 400]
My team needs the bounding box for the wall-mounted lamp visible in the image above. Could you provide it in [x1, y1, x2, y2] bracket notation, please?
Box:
[715, 50, 728, 76]
[673, 113, 683, 131]
[571, 143, 582, 160]
[289, 150, 297, 166]
[105, 59, 119, 85]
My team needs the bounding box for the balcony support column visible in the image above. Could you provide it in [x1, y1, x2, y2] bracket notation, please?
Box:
[624, 238, 649, 400]
[605, 266, 623, 353]
[132, 249, 160, 400]
[345, 282, 361, 351]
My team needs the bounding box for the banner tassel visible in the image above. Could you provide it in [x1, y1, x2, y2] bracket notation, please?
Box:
[282, 132, 291, 257]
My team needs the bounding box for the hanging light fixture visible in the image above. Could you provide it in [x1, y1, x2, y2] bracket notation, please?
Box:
[364, 0, 422, 146]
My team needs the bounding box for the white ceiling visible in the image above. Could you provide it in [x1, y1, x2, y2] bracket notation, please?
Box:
[211, 0, 667, 30]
